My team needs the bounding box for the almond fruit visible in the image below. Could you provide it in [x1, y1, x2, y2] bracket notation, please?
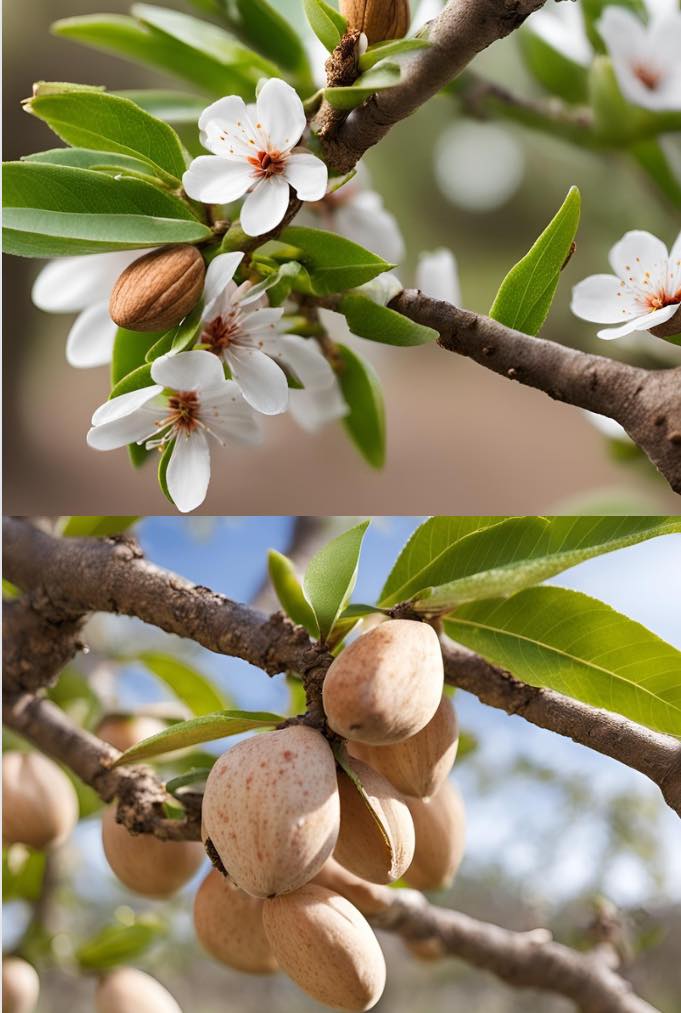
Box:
[109, 245, 205, 332]
[340, 0, 410, 44]
[201, 725, 340, 898]
[263, 884, 386, 1011]
[404, 780, 466, 891]
[101, 805, 204, 898]
[96, 715, 166, 753]
[193, 869, 278, 973]
[2, 957, 40, 1013]
[322, 619, 444, 745]
[350, 695, 459, 798]
[2, 751, 79, 850]
[95, 968, 182, 1013]
[335, 757, 415, 884]
[312, 857, 391, 916]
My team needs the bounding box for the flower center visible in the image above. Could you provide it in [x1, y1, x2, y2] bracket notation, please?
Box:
[164, 389, 201, 434]
[647, 288, 681, 311]
[248, 149, 286, 180]
[202, 309, 242, 352]
[632, 62, 661, 91]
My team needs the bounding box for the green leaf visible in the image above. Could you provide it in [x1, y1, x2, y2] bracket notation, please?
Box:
[336, 344, 385, 469]
[23, 147, 157, 176]
[632, 139, 681, 210]
[445, 586, 681, 737]
[53, 11, 272, 99]
[359, 37, 429, 71]
[303, 0, 346, 52]
[193, 0, 312, 79]
[489, 186, 581, 335]
[138, 651, 227, 715]
[158, 439, 175, 505]
[281, 227, 392, 294]
[410, 516, 681, 611]
[333, 745, 391, 850]
[339, 293, 437, 346]
[116, 89, 207, 124]
[286, 675, 308, 716]
[27, 87, 188, 184]
[303, 520, 370, 641]
[60, 516, 139, 537]
[325, 63, 401, 110]
[109, 362, 153, 400]
[519, 29, 589, 104]
[268, 549, 319, 637]
[165, 767, 214, 794]
[112, 328, 165, 387]
[380, 517, 508, 607]
[76, 918, 165, 971]
[3, 847, 46, 902]
[112, 710, 283, 765]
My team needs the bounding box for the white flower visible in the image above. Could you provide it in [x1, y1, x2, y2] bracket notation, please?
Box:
[86, 350, 262, 512]
[571, 229, 681, 339]
[31, 250, 143, 367]
[183, 78, 328, 237]
[415, 249, 461, 304]
[197, 252, 336, 415]
[598, 4, 681, 111]
[289, 381, 349, 433]
[526, 0, 593, 67]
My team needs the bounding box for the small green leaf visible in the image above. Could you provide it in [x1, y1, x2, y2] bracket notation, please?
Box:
[268, 549, 319, 637]
[281, 227, 392, 294]
[303, 0, 347, 52]
[112, 328, 165, 387]
[60, 516, 139, 537]
[445, 587, 681, 737]
[165, 767, 214, 794]
[325, 63, 401, 110]
[286, 675, 308, 716]
[109, 362, 153, 400]
[359, 37, 429, 71]
[158, 439, 175, 505]
[632, 139, 681, 210]
[303, 520, 370, 641]
[3, 847, 46, 902]
[339, 293, 437, 346]
[336, 344, 385, 469]
[76, 917, 165, 971]
[112, 710, 283, 765]
[333, 744, 391, 850]
[489, 186, 581, 335]
[116, 89, 207, 123]
[138, 651, 227, 715]
[519, 29, 589, 104]
[23, 147, 156, 176]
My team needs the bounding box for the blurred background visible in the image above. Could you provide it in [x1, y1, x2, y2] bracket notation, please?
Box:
[4, 0, 681, 516]
[3, 517, 681, 1011]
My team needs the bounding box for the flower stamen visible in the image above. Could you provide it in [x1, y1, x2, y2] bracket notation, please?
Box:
[248, 149, 287, 180]
[632, 62, 661, 91]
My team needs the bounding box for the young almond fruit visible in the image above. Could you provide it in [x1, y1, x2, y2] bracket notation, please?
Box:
[201, 725, 340, 898]
[109, 244, 205, 332]
[95, 967, 181, 1013]
[263, 883, 386, 1011]
[322, 619, 444, 745]
[95, 715, 167, 753]
[404, 780, 466, 891]
[312, 857, 391, 917]
[350, 695, 459, 798]
[334, 757, 414, 884]
[339, 0, 410, 44]
[2, 751, 79, 850]
[101, 806, 204, 898]
[193, 869, 278, 974]
[2, 956, 40, 1013]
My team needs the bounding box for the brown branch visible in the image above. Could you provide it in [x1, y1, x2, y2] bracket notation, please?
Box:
[388, 290, 681, 494]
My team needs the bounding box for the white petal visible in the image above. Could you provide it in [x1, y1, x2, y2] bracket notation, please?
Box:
[570, 274, 641, 324]
[255, 78, 306, 153]
[274, 333, 335, 389]
[597, 303, 679, 339]
[284, 151, 328, 202]
[226, 346, 289, 414]
[87, 394, 165, 450]
[199, 95, 249, 133]
[65, 301, 117, 368]
[582, 409, 629, 441]
[416, 249, 461, 304]
[32, 250, 140, 312]
[201, 385, 264, 445]
[598, 8, 644, 65]
[151, 350, 227, 393]
[167, 430, 211, 513]
[240, 177, 290, 237]
[239, 306, 284, 335]
[203, 252, 244, 307]
[182, 156, 253, 204]
[527, 1, 592, 66]
[334, 192, 405, 264]
[667, 230, 681, 294]
[91, 385, 164, 425]
[608, 230, 669, 294]
[289, 383, 348, 433]
[357, 272, 403, 306]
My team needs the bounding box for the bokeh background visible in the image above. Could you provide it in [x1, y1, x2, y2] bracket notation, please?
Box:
[3, 517, 681, 1011]
[4, 0, 681, 515]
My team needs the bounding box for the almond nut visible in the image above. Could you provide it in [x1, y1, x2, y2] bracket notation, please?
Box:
[96, 968, 181, 1013]
[404, 779, 466, 891]
[194, 869, 278, 973]
[108, 245, 205, 332]
[340, 0, 410, 44]
[2, 751, 79, 850]
[2, 957, 40, 1013]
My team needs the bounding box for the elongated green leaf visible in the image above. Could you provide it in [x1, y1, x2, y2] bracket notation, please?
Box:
[445, 587, 681, 736]
[337, 344, 385, 469]
[138, 651, 227, 715]
[359, 37, 429, 71]
[303, 520, 370, 641]
[27, 88, 188, 183]
[281, 227, 392, 294]
[333, 745, 391, 849]
[3, 847, 47, 903]
[76, 918, 165, 970]
[268, 549, 319, 637]
[60, 516, 139, 537]
[158, 439, 175, 505]
[192, 0, 311, 78]
[326, 63, 402, 110]
[112, 328, 165, 387]
[339, 293, 437, 346]
[412, 516, 681, 611]
[380, 517, 510, 606]
[303, 0, 346, 52]
[489, 186, 581, 335]
[112, 710, 283, 765]
[519, 29, 589, 104]
[632, 138, 681, 210]
[117, 89, 207, 124]
[24, 147, 155, 176]
[165, 767, 214, 794]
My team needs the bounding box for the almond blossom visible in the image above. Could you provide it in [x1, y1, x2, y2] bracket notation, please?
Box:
[571, 229, 681, 339]
[86, 351, 262, 513]
[598, 2, 681, 111]
[183, 78, 328, 237]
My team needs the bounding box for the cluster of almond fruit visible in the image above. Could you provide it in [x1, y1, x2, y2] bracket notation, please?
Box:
[2, 619, 464, 1012]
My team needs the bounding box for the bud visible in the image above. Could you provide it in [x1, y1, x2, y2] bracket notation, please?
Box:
[340, 0, 410, 45]
[2, 956, 40, 1013]
[109, 245, 205, 332]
